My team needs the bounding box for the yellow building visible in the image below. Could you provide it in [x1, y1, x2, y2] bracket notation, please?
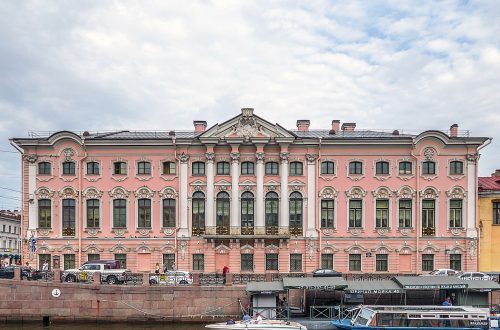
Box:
[478, 170, 500, 272]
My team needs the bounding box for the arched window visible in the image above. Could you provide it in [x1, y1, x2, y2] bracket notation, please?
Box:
[217, 161, 230, 175]
[137, 161, 151, 175]
[87, 162, 100, 175]
[216, 192, 230, 235]
[399, 161, 412, 175]
[289, 192, 303, 235]
[349, 161, 362, 175]
[192, 192, 205, 235]
[113, 199, 127, 228]
[62, 161, 75, 175]
[449, 161, 463, 175]
[192, 161, 205, 175]
[162, 161, 176, 175]
[422, 161, 436, 175]
[290, 162, 303, 175]
[375, 161, 389, 175]
[265, 192, 279, 234]
[162, 198, 176, 227]
[38, 162, 51, 175]
[241, 161, 254, 175]
[241, 192, 254, 234]
[321, 161, 335, 175]
[113, 161, 127, 175]
[38, 199, 51, 228]
[138, 198, 151, 228]
[265, 162, 279, 175]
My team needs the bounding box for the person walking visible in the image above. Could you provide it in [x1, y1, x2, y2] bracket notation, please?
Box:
[222, 265, 229, 284]
[155, 263, 160, 274]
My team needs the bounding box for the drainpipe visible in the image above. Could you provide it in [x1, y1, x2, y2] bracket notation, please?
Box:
[78, 138, 88, 266]
[410, 144, 420, 274]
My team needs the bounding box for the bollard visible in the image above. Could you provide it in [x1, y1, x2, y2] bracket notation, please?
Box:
[92, 271, 101, 286]
[225, 273, 233, 286]
[192, 273, 200, 286]
[53, 269, 61, 283]
[14, 267, 21, 281]
[143, 272, 150, 287]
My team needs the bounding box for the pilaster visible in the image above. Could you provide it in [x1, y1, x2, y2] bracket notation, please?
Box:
[178, 153, 190, 237]
[255, 151, 265, 235]
[279, 150, 289, 235]
[230, 150, 241, 235]
[205, 151, 215, 235]
[306, 153, 318, 238]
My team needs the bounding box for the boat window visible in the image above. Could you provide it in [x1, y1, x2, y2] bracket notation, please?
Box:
[354, 308, 375, 326]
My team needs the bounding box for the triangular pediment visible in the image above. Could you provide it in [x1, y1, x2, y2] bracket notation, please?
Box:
[288, 179, 305, 186]
[240, 179, 256, 186]
[215, 179, 232, 186]
[190, 179, 206, 186]
[199, 108, 295, 143]
[264, 179, 280, 186]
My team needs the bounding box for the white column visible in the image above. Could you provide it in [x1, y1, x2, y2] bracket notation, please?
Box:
[466, 154, 477, 238]
[255, 152, 265, 234]
[178, 153, 190, 237]
[306, 154, 318, 238]
[230, 152, 240, 233]
[27, 156, 37, 231]
[205, 152, 215, 234]
[280, 152, 289, 234]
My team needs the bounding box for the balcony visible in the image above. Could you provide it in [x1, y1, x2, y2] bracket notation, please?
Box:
[422, 227, 436, 236]
[290, 227, 303, 236]
[266, 226, 279, 235]
[192, 227, 205, 236]
[62, 227, 75, 237]
[216, 226, 229, 235]
[241, 227, 254, 235]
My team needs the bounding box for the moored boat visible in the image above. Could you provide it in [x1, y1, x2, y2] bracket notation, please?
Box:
[331, 305, 490, 330]
[205, 319, 307, 330]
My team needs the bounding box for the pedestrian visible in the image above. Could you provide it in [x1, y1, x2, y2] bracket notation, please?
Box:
[222, 265, 229, 284]
[442, 297, 452, 306]
[242, 313, 251, 321]
[42, 260, 49, 271]
[25, 261, 31, 270]
[282, 297, 288, 318]
[255, 313, 263, 324]
[155, 263, 160, 274]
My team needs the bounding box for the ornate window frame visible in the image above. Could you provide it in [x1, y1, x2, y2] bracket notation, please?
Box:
[191, 160, 206, 176]
[135, 158, 153, 181]
[373, 159, 392, 181]
[264, 161, 279, 176]
[34, 187, 55, 234]
[111, 159, 129, 182]
[346, 159, 365, 181]
[319, 159, 337, 180]
[289, 161, 304, 176]
[396, 158, 415, 181]
[58, 186, 79, 237]
[318, 187, 338, 232]
[395, 186, 416, 234]
[109, 186, 130, 235]
[134, 186, 155, 233]
[446, 186, 467, 234]
[420, 146, 439, 181]
[345, 186, 367, 235]
[82, 187, 103, 233]
[216, 160, 231, 176]
[36, 159, 54, 182]
[419, 186, 440, 236]
[160, 187, 178, 229]
[159, 158, 177, 180]
[447, 158, 466, 181]
[84, 159, 102, 182]
[372, 187, 392, 234]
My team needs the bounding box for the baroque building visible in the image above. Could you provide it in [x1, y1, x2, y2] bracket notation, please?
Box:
[478, 170, 500, 272]
[10, 108, 489, 273]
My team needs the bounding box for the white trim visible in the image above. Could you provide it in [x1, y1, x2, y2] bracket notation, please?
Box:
[346, 159, 365, 181]
[83, 198, 102, 230]
[109, 196, 129, 230]
[59, 197, 78, 237]
[373, 158, 392, 181]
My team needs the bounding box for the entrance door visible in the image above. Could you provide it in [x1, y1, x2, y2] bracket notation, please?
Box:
[399, 254, 411, 272]
[215, 252, 230, 273]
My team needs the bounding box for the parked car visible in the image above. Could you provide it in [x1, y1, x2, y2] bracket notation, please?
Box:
[458, 272, 492, 281]
[312, 268, 343, 277]
[61, 263, 130, 284]
[0, 266, 32, 280]
[425, 268, 461, 276]
[149, 270, 193, 285]
[81, 259, 123, 270]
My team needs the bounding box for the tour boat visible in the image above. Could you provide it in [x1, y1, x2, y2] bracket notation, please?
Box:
[205, 319, 307, 330]
[331, 305, 490, 330]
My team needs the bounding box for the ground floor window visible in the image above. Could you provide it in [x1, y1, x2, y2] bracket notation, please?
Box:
[163, 254, 175, 271]
[193, 254, 204, 271]
[63, 254, 75, 270]
[114, 254, 127, 270]
[266, 253, 278, 271]
[450, 254, 462, 271]
[422, 254, 434, 272]
[290, 254, 302, 272]
[241, 254, 253, 271]
[39, 254, 51, 270]
[376, 254, 388, 271]
[349, 254, 361, 271]
[87, 254, 100, 262]
[321, 254, 334, 269]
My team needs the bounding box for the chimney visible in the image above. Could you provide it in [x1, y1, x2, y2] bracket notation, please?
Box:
[193, 120, 207, 133]
[330, 120, 340, 134]
[296, 120, 310, 132]
[450, 124, 458, 137]
[492, 169, 500, 177]
[341, 123, 356, 131]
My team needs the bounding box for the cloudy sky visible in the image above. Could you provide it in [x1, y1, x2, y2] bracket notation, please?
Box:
[1, 1, 499, 210]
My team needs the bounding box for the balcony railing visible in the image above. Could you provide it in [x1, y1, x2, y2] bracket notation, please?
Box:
[422, 227, 436, 236]
[62, 227, 75, 237]
[216, 226, 229, 235]
[192, 227, 205, 236]
[266, 226, 279, 235]
[289, 227, 303, 236]
[241, 227, 254, 235]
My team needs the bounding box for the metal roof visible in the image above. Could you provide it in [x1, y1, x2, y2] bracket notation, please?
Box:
[393, 276, 468, 290]
[246, 281, 285, 293]
[345, 280, 404, 293]
[291, 129, 414, 139]
[462, 280, 500, 292]
[282, 277, 347, 290]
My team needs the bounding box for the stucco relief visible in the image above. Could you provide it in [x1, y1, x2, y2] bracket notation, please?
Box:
[376, 228, 390, 236]
[137, 228, 151, 237]
[321, 229, 337, 236]
[24, 154, 38, 163]
[419, 242, 440, 252]
[82, 187, 103, 199]
[109, 187, 130, 199]
[85, 228, 100, 237]
[233, 112, 260, 142]
[306, 237, 315, 260]
[345, 186, 367, 198]
[230, 152, 240, 164]
[469, 239, 476, 259]
[135, 242, 152, 252]
[423, 146, 437, 160]
[344, 242, 367, 253]
[110, 242, 129, 252]
[396, 242, 416, 253]
[371, 242, 393, 253]
[305, 153, 318, 163]
[396, 186, 416, 199]
[372, 187, 392, 198]
[62, 148, 76, 162]
[112, 229, 127, 237]
[35, 187, 55, 199]
[205, 152, 215, 162]
[82, 242, 104, 252]
[58, 186, 79, 199]
[162, 228, 175, 236]
[255, 152, 265, 163]
[347, 228, 363, 236]
[159, 187, 178, 199]
[180, 240, 188, 260]
[279, 152, 289, 163]
[398, 228, 413, 236]
[134, 186, 155, 199]
[446, 186, 467, 199]
[178, 153, 189, 163]
[264, 244, 279, 254]
[419, 187, 439, 199]
[319, 187, 338, 199]
[37, 228, 51, 237]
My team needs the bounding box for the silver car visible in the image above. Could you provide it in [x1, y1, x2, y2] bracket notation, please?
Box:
[458, 272, 492, 281]
[149, 270, 193, 285]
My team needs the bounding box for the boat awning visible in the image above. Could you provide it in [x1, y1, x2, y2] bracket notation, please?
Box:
[283, 277, 347, 290]
[345, 280, 405, 294]
[246, 281, 285, 294]
[462, 280, 500, 292]
[393, 276, 468, 290]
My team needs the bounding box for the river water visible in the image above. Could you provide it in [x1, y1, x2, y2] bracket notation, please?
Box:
[5, 323, 208, 329]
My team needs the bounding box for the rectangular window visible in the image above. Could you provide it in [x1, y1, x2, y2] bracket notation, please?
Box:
[62, 199, 76, 236]
[449, 161, 464, 175]
[449, 199, 463, 228]
[137, 161, 151, 175]
[376, 199, 389, 228]
[38, 199, 51, 229]
[349, 199, 362, 228]
[321, 254, 334, 269]
[162, 161, 176, 175]
[163, 253, 175, 271]
[86, 199, 100, 228]
[422, 254, 434, 271]
[138, 199, 151, 228]
[422, 199, 435, 236]
[192, 162, 205, 175]
[376, 162, 389, 175]
[398, 199, 412, 228]
[113, 199, 127, 228]
[241, 254, 254, 271]
[63, 254, 75, 270]
[162, 199, 176, 227]
[399, 161, 412, 175]
[266, 253, 279, 270]
[217, 162, 230, 175]
[88, 254, 100, 262]
[494, 202, 500, 225]
[450, 254, 462, 271]
[349, 161, 362, 175]
[376, 254, 388, 271]
[290, 254, 302, 272]
[62, 162, 75, 175]
[265, 162, 279, 175]
[321, 200, 335, 228]
[38, 162, 51, 175]
[114, 162, 127, 175]
[86, 162, 100, 175]
[114, 254, 127, 270]
[321, 161, 335, 175]
[422, 161, 436, 175]
[241, 162, 254, 175]
[193, 254, 204, 271]
[290, 162, 303, 175]
[349, 254, 361, 271]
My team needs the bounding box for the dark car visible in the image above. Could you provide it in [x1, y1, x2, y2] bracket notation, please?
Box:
[0, 266, 32, 280]
[312, 268, 343, 277]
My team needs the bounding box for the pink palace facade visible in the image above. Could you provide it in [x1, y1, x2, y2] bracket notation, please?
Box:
[10, 108, 489, 274]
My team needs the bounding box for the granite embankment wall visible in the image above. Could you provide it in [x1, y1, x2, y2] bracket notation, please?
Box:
[0, 277, 249, 323]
